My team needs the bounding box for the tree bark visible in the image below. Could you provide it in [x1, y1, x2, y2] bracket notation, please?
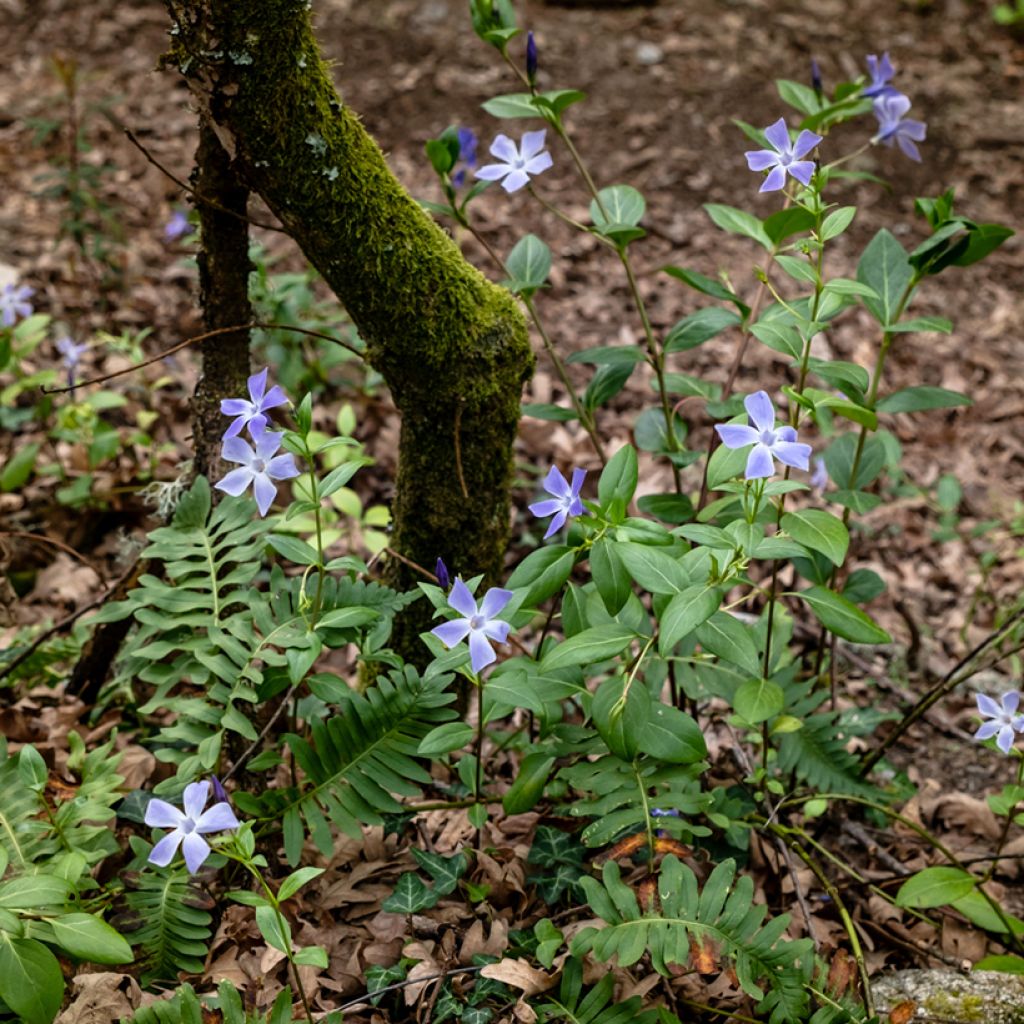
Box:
[191, 121, 252, 481]
[165, 0, 533, 660]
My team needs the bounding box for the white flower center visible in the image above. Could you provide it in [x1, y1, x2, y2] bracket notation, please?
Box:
[760, 429, 777, 446]
[252, 457, 267, 473]
[469, 614, 485, 630]
[513, 157, 526, 169]
[182, 818, 196, 834]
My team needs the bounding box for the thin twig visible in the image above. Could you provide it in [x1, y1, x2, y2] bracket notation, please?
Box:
[383, 547, 439, 582]
[453, 401, 469, 500]
[124, 128, 285, 233]
[0, 530, 106, 582]
[42, 321, 364, 394]
[337, 965, 487, 1012]
[222, 680, 301, 784]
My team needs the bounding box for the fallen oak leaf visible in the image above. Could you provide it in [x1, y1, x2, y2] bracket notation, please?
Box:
[480, 958, 557, 997]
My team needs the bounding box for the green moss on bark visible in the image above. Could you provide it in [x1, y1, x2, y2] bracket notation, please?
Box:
[168, 0, 533, 660]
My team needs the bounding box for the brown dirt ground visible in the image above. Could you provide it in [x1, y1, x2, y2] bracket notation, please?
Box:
[1, 0, 1023, 1015]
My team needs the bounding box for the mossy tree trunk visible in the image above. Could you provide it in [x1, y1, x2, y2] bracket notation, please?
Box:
[191, 121, 252, 481]
[165, 0, 533, 660]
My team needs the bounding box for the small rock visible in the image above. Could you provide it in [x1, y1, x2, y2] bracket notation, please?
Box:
[635, 42, 663, 66]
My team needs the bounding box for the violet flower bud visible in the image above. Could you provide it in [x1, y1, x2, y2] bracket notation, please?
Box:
[435, 557, 450, 590]
[526, 31, 538, 85]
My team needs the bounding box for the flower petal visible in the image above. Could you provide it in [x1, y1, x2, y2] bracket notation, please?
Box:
[182, 781, 210, 821]
[252, 474, 277, 516]
[489, 134, 519, 163]
[432, 619, 471, 649]
[895, 135, 921, 162]
[792, 129, 823, 160]
[260, 385, 289, 411]
[542, 465, 570, 499]
[520, 129, 547, 161]
[221, 417, 245, 440]
[543, 507, 568, 539]
[1002, 691, 1021, 713]
[195, 802, 240, 834]
[215, 467, 254, 498]
[148, 831, 184, 868]
[482, 618, 510, 644]
[763, 117, 791, 154]
[267, 454, 300, 480]
[745, 149, 779, 172]
[474, 163, 511, 182]
[448, 578, 478, 618]
[772, 440, 813, 471]
[255, 430, 284, 461]
[977, 693, 1001, 717]
[524, 151, 553, 176]
[788, 160, 817, 186]
[745, 444, 776, 480]
[248, 368, 269, 403]
[221, 398, 251, 416]
[468, 630, 497, 674]
[479, 587, 513, 620]
[715, 423, 759, 449]
[222, 436, 255, 465]
[777, 425, 798, 443]
[181, 831, 212, 874]
[744, 391, 776, 433]
[529, 498, 563, 518]
[145, 798, 186, 829]
[997, 724, 1016, 755]
[501, 169, 531, 193]
[975, 720, 1001, 741]
[759, 165, 787, 192]
[570, 467, 587, 496]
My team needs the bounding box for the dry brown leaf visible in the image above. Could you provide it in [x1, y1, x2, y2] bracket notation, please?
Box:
[54, 973, 141, 1024]
[480, 958, 556, 997]
[888, 999, 916, 1024]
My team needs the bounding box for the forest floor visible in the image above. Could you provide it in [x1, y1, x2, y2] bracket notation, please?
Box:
[1, 0, 1024, 1020]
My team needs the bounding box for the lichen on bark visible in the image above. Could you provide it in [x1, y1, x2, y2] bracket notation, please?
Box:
[166, 0, 533, 661]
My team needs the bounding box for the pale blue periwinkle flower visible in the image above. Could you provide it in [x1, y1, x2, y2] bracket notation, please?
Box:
[221, 367, 289, 439]
[745, 118, 822, 193]
[810, 456, 829, 494]
[56, 336, 88, 386]
[974, 691, 1024, 755]
[715, 391, 812, 480]
[529, 466, 587, 539]
[145, 780, 240, 874]
[431, 578, 512, 674]
[474, 130, 553, 193]
[164, 210, 191, 241]
[863, 52, 897, 98]
[0, 282, 34, 327]
[452, 127, 479, 188]
[872, 92, 927, 162]
[216, 429, 300, 516]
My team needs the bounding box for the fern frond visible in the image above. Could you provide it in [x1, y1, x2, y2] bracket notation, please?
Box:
[571, 855, 813, 1024]
[119, 867, 214, 984]
[776, 713, 878, 798]
[534, 957, 659, 1024]
[261, 666, 456, 864]
[559, 755, 711, 848]
[122, 981, 302, 1024]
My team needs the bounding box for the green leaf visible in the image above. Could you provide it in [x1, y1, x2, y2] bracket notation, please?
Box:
[658, 585, 722, 654]
[633, 407, 687, 454]
[417, 722, 475, 756]
[0, 875, 71, 909]
[566, 346, 646, 367]
[954, 222, 1014, 267]
[591, 676, 651, 762]
[590, 185, 645, 229]
[293, 945, 329, 968]
[750, 319, 802, 359]
[819, 206, 856, 241]
[798, 586, 891, 644]
[780, 509, 849, 567]
[643, 703, 706, 764]
[773, 253, 818, 284]
[775, 79, 821, 115]
[762, 206, 816, 245]
[411, 848, 468, 895]
[636, 493, 694, 525]
[315, 606, 379, 630]
[0, 442, 40, 492]
[664, 307, 741, 353]
[703, 204, 771, 250]
[0, 934, 65, 1024]
[590, 539, 632, 615]
[877, 386, 971, 413]
[49, 913, 133, 964]
[507, 545, 575, 608]
[540, 625, 635, 673]
[382, 872, 438, 914]
[974, 954, 1024, 974]
[503, 752, 556, 814]
[896, 867, 976, 909]
[584, 362, 634, 411]
[616, 542, 689, 595]
[597, 445, 638, 509]
[695, 612, 762, 678]
[505, 234, 551, 296]
[856, 228, 914, 326]
[255, 906, 292, 955]
[521, 402, 577, 422]
[662, 266, 749, 315]
[821, 277, 879, 300]
[267, 533, 321, 566]
[481, 89, 585, 119]
[278, 867, 325, 902]
[733, 678, 785, 725]
[886, 316, 952, 334]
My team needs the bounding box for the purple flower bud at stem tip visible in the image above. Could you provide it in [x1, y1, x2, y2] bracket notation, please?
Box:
[811, 58, 823, 96]
[435, 558, 450, 590]
[526, 31, 538, 83]
[211, 776, 228, 803]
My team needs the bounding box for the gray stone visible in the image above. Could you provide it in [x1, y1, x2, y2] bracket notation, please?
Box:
[871, 969, 1024, 1023]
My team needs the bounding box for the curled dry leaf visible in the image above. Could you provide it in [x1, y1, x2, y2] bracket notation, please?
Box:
[480, 958, 557, 997]
[888, 999, 916, 1024]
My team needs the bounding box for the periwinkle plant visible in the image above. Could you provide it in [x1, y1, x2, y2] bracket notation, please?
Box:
[101, 11, 1017, 1024]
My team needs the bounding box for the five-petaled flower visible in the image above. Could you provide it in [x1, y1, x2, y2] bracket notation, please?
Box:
[216, 429, 300, 516]
[1, 282, 34, 327]
[871, 92, 926, 162]
[221, 367, 290, 440]
[474, 130, 553, 194]
[529, 466, 587, 540]
[745, 118, 822, 193]
[56, 336, 88, 386]
[974, 691, 1024, 755]
[164, 210, 191, 241]
[715, 391, 812, 480]
[145, 780, 240, 874]
[431, 577, 513, 674]
[862, 52, 896, 98]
